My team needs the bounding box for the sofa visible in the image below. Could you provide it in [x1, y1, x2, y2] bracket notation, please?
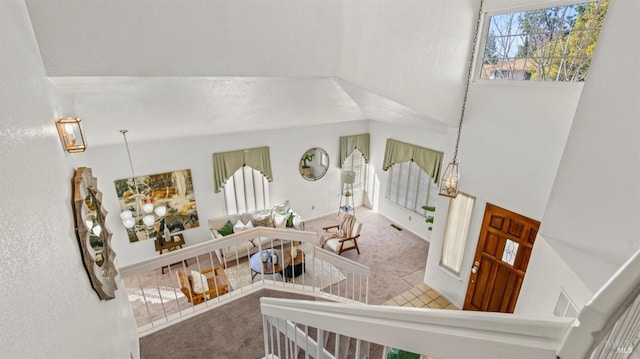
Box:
[208, 201, 304, 264]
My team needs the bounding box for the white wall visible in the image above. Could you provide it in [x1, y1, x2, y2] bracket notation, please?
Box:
[78, 121, 369, 266]
[539, 0, 640, 293]
[424, 81, 582, 308]
[77, 115, 450, 267]
[516, 236, 593, 315]
[0, 1, 138, 357]
[422, 0, 585, 308]
[339, 0, 475, 127]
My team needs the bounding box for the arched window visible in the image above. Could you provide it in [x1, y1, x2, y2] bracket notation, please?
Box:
[213, 146, 272, 214]
[223, 165, 270, 214]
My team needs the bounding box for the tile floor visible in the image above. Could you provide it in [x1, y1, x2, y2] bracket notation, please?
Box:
[382, 283, 458, 359]
[319, 283, 457, 359]
[384, 282, 459, 310]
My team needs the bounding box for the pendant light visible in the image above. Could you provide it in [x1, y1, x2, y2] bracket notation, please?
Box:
[439, 0, 484, 198]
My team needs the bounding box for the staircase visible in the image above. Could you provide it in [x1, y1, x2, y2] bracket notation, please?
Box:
[120, 226, 640, 358]
[261, 248, 640, 358]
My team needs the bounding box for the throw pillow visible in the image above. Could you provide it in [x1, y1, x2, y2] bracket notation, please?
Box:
[271, 200, 290, 213]
[273, 212, 287, 228]
[252, 209, 273, 227]
[210, 229, 223, 240]
[285, 212, 294, 228]
[217, 219, 234, 236]
[244, 221, 254, 230]
[191, 271, 209, 295]
[233, 220, 246, 232]
[292, 215, 303, 230]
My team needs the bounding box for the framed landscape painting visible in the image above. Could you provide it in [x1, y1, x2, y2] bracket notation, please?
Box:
[114, 169, 199, 242]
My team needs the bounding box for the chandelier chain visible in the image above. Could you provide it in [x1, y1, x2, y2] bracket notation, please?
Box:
[120, 130, 140, 194]
[453, 0, 484, 162]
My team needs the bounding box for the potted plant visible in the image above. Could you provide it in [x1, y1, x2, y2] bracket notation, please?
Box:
[422, 205, 436, 231]
[301, 153, 314, 177]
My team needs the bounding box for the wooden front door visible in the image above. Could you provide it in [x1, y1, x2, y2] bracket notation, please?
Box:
[463, 203, 540, 313]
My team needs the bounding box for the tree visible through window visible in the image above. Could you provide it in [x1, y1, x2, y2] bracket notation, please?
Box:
[480, 0, 609, 82]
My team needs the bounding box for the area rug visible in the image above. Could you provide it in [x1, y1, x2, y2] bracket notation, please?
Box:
[224, 256, 346, 290]
[127, 285, 184, 304]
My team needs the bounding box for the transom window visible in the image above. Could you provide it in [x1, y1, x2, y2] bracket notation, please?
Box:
[479, 0, 609, 82]
[386, 160, 438, 217]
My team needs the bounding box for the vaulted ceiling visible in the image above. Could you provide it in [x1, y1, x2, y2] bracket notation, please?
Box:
[25, 0, 476, 146]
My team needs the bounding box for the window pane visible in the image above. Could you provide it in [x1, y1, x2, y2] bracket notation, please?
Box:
[480, 0, 609, 82]
[343, 150, 365, 189]
[440, 193, 475, 276]
[385, 161, 438, 218]
[224, 166, 270, 214]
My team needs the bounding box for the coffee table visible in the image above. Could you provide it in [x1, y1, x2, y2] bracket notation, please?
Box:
[249, 249, 292, 281]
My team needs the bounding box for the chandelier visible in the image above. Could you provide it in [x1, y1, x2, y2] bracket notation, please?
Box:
[439, 0, 484, 198]
[118, 130, 167, 236]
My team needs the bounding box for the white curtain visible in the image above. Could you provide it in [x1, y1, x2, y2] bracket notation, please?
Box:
[440, 193, 475, 276]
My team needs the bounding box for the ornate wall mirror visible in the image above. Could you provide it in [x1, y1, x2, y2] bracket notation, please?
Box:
[300, 147, 329, 181]
[72, 167, 118, 300]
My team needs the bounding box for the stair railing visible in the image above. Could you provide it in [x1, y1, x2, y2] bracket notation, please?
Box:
[261, 297, 574, 359]
[556, 248, 640, 358]
[119, 227, 370, 334]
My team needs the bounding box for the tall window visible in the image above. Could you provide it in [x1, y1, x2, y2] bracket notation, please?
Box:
[342, 149, 367, 190]
[480, 0, 609, 82]
[386, 161, 438, 216]
[440, 193, 475, 276]
[223, 166, 270, 214]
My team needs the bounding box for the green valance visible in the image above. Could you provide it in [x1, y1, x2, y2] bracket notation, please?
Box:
[339, 133, 370, 168]
[382, 139, 444, 184]
[213, 146, 272, 193]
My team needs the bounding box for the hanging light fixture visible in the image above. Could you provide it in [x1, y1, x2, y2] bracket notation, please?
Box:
[118, 130, 167, 236]
[439, 0, 484, 198]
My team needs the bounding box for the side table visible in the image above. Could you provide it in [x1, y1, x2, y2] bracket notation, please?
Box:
[284, 248, 305, 279]
[154, 233, 188, 274]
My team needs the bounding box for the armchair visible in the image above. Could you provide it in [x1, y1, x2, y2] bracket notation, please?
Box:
[319, 214, 362, 255]
[176, 266, 229, 305]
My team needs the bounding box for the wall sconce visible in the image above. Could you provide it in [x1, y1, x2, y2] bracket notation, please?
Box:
[56, 117, 87, 153]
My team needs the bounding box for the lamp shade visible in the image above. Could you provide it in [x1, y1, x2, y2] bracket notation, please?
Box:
[142, 203, 154, 214]
[120, 210, 133, 220]
[341, 171, 356, 184]
[142, 215, 155, 227]
[122, 217, 135, 229]
[154, 206, 167, 217]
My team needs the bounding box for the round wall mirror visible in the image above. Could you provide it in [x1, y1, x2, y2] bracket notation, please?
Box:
[300, 147, 329, 181]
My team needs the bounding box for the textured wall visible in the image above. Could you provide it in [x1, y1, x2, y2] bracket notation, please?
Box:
[539, 0, 640, 292]
[0, 1, 138, 357]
